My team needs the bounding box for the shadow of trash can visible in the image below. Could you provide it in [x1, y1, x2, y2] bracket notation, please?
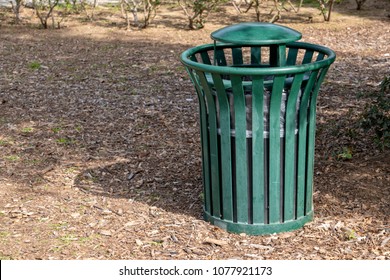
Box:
[181, 23, 336, 235]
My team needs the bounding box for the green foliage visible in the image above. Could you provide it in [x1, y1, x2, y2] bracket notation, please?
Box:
[28, 61, 42, 70]
[302, 0, 321, 6]
[344, 228, 358, 240]
[0, 140, 8, 146]
[0, 254, 13, 260]
[21, 127, 34, 133]
[56, 137, 74, 145]
[57, 0, 84, 14]
[4, 155, 20, 161]
[336, 146, 353, 160]
[51, 127, 62, 133]
[57, 1, 73, 11]
[360, 75, 390, 150]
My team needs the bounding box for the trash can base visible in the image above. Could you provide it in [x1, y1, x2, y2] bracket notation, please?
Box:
[204, 211, 313, 236]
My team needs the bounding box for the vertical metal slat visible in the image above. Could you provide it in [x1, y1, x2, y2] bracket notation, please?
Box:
[251, 76, 265, 224]
[305, 67, 330, 214]
[197, 70, 221, 218]
[212, 73, 234, 221]
[231, 75, 249, 223]
[286, 47, 299, 66]
[251, 47, 261, 65]
[188, 69, 211, 214]
[296, 70, 319, 218]
[232, 47, 244, 66]
[302, 50, 314, 64]
[268, 75, 286, 223]
[215, 48, 227, 66]
[283, 73, 304, 222]
[200, 51, 212, 65]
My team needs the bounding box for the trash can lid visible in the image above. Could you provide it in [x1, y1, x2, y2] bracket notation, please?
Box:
[211, 22, 302, 45]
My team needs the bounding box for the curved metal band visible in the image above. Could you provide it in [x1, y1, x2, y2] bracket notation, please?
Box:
[180, 42, 336, 75]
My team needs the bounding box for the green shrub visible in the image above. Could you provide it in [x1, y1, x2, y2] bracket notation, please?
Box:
[178, 0, 226, 29]
[360, 75, 390, 150]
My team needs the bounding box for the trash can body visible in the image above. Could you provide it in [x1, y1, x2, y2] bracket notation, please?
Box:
[181, 24, 336, 235]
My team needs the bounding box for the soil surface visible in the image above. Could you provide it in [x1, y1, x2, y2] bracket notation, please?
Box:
[0, 0, 389, 260]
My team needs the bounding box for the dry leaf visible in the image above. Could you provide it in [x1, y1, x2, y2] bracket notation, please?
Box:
[381, 237, 390, 247]
[244, 254, 263, 259]
[71, 213, 80, 218]
[124, 221, 140, 227]
[135, 239, 143, 246]
[101, 209, 112, 215]
[204, 238, 228, 247]
[249, 244, 274, 251]
[99, 230, 112, 236]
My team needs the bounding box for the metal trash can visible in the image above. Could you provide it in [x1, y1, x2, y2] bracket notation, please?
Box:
[180, 23, 336, 235]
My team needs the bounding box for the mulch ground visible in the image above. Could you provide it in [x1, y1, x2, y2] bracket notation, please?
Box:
[0, 1, 389, 259]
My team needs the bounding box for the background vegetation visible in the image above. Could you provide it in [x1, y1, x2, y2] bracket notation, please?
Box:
[3, 0, 378, 29]
[4, 0, 387, 151]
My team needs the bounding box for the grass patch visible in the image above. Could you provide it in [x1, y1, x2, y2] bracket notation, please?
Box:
[28, 61, 42, 70]
[74, 125, 83, 132]
[79, 234, 100, 244]
[65, 166, 79, 173]
[51, 127, 62, 133]
[4, 155, 20, 161]
[0, 232, 10, 238]
[21, 127, 34, 133]
[51, 222, 69, 230]
[0, 139, 9, 146]
[0, 253, 13, 260]
[39, 217, 50, 222]
[59, 234, 78, 243]
[25, 158, 42, 165]
[56, 137, 74, 145]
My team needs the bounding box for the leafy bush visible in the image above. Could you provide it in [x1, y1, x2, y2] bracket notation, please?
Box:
[316, 0, 343, 22]
[360, 75, 390, 150]
[32, 0, 60, 29]
[178, 0, 226, 29]
[121, 0, 161, 29]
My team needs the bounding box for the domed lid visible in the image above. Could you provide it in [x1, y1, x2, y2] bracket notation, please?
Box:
[211, 22, 302, 45]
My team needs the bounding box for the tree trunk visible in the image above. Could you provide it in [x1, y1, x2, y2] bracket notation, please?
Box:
[327, 0, 334, 22]
[297, 0, 304, 13]
[254, 0, 261, 22]
[91, 0, 99, 20]
[11, 0, 25, 24]
[355, 0, 367, 10]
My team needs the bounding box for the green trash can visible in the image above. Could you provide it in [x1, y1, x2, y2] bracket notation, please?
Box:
[181, 23, 336, 235]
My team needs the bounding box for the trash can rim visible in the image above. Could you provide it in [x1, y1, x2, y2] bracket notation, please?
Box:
[180, 42, 336, 76]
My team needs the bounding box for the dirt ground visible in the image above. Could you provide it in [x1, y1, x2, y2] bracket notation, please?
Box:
[0, 0, 389, 260]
